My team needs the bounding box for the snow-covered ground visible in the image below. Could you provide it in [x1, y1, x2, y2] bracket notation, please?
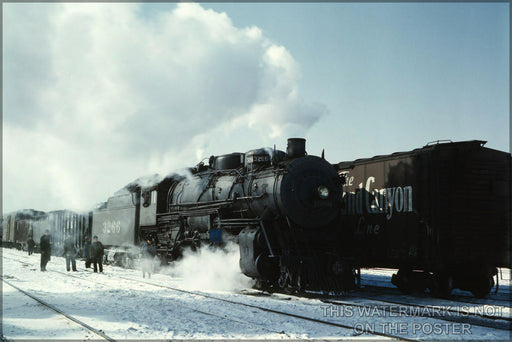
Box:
[3, 281, 95, 340]
[2, 248, 510, 340]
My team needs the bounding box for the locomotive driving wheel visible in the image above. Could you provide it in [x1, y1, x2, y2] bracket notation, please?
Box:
[254, 279, 272, 291]
[278, 269, 293, 292]
[278, 268, 304, 294]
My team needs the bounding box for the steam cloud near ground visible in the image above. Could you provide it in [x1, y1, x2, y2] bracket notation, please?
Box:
[3, 3, 326, 213]
[162, 242, 255, 292]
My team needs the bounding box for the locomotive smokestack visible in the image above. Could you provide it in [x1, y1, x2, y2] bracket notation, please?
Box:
[286, 138, 306, 158]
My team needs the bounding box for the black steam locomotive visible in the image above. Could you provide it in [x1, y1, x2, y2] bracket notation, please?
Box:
[93, 138, 354, 292]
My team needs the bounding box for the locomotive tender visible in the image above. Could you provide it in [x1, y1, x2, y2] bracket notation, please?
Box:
[336, 140, 511, 297]
[92, 138, 355, 292]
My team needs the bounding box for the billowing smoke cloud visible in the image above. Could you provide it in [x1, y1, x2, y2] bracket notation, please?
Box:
[3, 3, 326, 213]
[162, 242, 255, 292]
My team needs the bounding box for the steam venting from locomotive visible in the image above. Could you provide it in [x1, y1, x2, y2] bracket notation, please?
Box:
[163, 242, 255, 292]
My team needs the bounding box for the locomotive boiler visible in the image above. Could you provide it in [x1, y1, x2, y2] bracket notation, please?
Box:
[156, 138, 355, 292]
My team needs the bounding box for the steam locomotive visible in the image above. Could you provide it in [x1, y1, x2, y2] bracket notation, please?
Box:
[93, 138, 354, 292]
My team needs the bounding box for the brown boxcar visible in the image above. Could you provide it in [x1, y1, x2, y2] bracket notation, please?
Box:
[336, 140, 511, 297]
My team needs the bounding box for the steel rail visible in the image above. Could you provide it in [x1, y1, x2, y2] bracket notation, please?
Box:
[113, 275, 418, 342]
[2, 256, 288, 337]
[360, 283, 512, 305]
[321, 297, 512, 331]
[7, 255, 412, 341]
[1, 277, 116, 342]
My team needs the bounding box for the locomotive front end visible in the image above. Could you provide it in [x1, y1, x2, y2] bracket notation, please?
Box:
[278, 154, 343, 229]
[238, 138, 354, 292]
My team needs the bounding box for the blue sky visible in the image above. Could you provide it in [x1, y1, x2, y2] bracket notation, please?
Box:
[3, 3, 509, 212]
[198, 3, 510, 159]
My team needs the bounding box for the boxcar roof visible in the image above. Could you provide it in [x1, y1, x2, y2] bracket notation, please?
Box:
[4, 209, 47, 220]
[336, 140, 488, 169]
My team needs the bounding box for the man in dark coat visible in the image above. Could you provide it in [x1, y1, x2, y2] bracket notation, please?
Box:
[91, 235, 104, 273]
[83, 237, 92, 268]
[63, 234, 77, 272]
[140, 238, 157, 279]
[40, 230, 51, 271]
[27, 237, 35, 255]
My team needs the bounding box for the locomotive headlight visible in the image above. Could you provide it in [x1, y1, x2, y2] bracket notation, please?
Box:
[317, 185, 329, 200]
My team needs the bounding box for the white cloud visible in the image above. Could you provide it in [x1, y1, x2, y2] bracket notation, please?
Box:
[3, 3, 326, 213]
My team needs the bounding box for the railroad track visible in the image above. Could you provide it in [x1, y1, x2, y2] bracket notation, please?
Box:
[4, 256, 287, 337]
[5, 252, 510, 338]
[49, 273, 290, 337]
[1, 277, 116, 341]
[10, 250, 511, 303]
[5, 255, 415, 341]
[329, 296, 512, 331]
[360, 283, 511, 306]
[242, 287, 511, 332]
[92, 274, 419, 341]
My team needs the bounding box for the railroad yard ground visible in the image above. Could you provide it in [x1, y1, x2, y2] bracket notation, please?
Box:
[2, 247, 511, 340]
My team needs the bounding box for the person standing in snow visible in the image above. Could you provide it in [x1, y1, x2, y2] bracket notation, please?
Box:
[91, 236, 104, 273]
[83, 237, 92, 268]
[27, 237, 35, 256]
[140, 238, 157, 279]
[63, 233, 77, 272]
[40, 230, 51, 271]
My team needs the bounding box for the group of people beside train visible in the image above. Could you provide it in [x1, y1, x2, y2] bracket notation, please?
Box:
[31, 231, 105, 273]
[29, 232, 157, 278]
[82, 236, 105, 272]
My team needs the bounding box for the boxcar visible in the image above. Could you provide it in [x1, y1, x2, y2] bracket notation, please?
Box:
[336, 140, 511, 297]
[43, 210, 92, 257]
[1, 209, 91, 256]
[1, 209, 47, 249]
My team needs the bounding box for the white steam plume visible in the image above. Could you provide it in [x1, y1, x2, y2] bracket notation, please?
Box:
[163, 242, 255, 292]
[3, 3, 326, 213]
